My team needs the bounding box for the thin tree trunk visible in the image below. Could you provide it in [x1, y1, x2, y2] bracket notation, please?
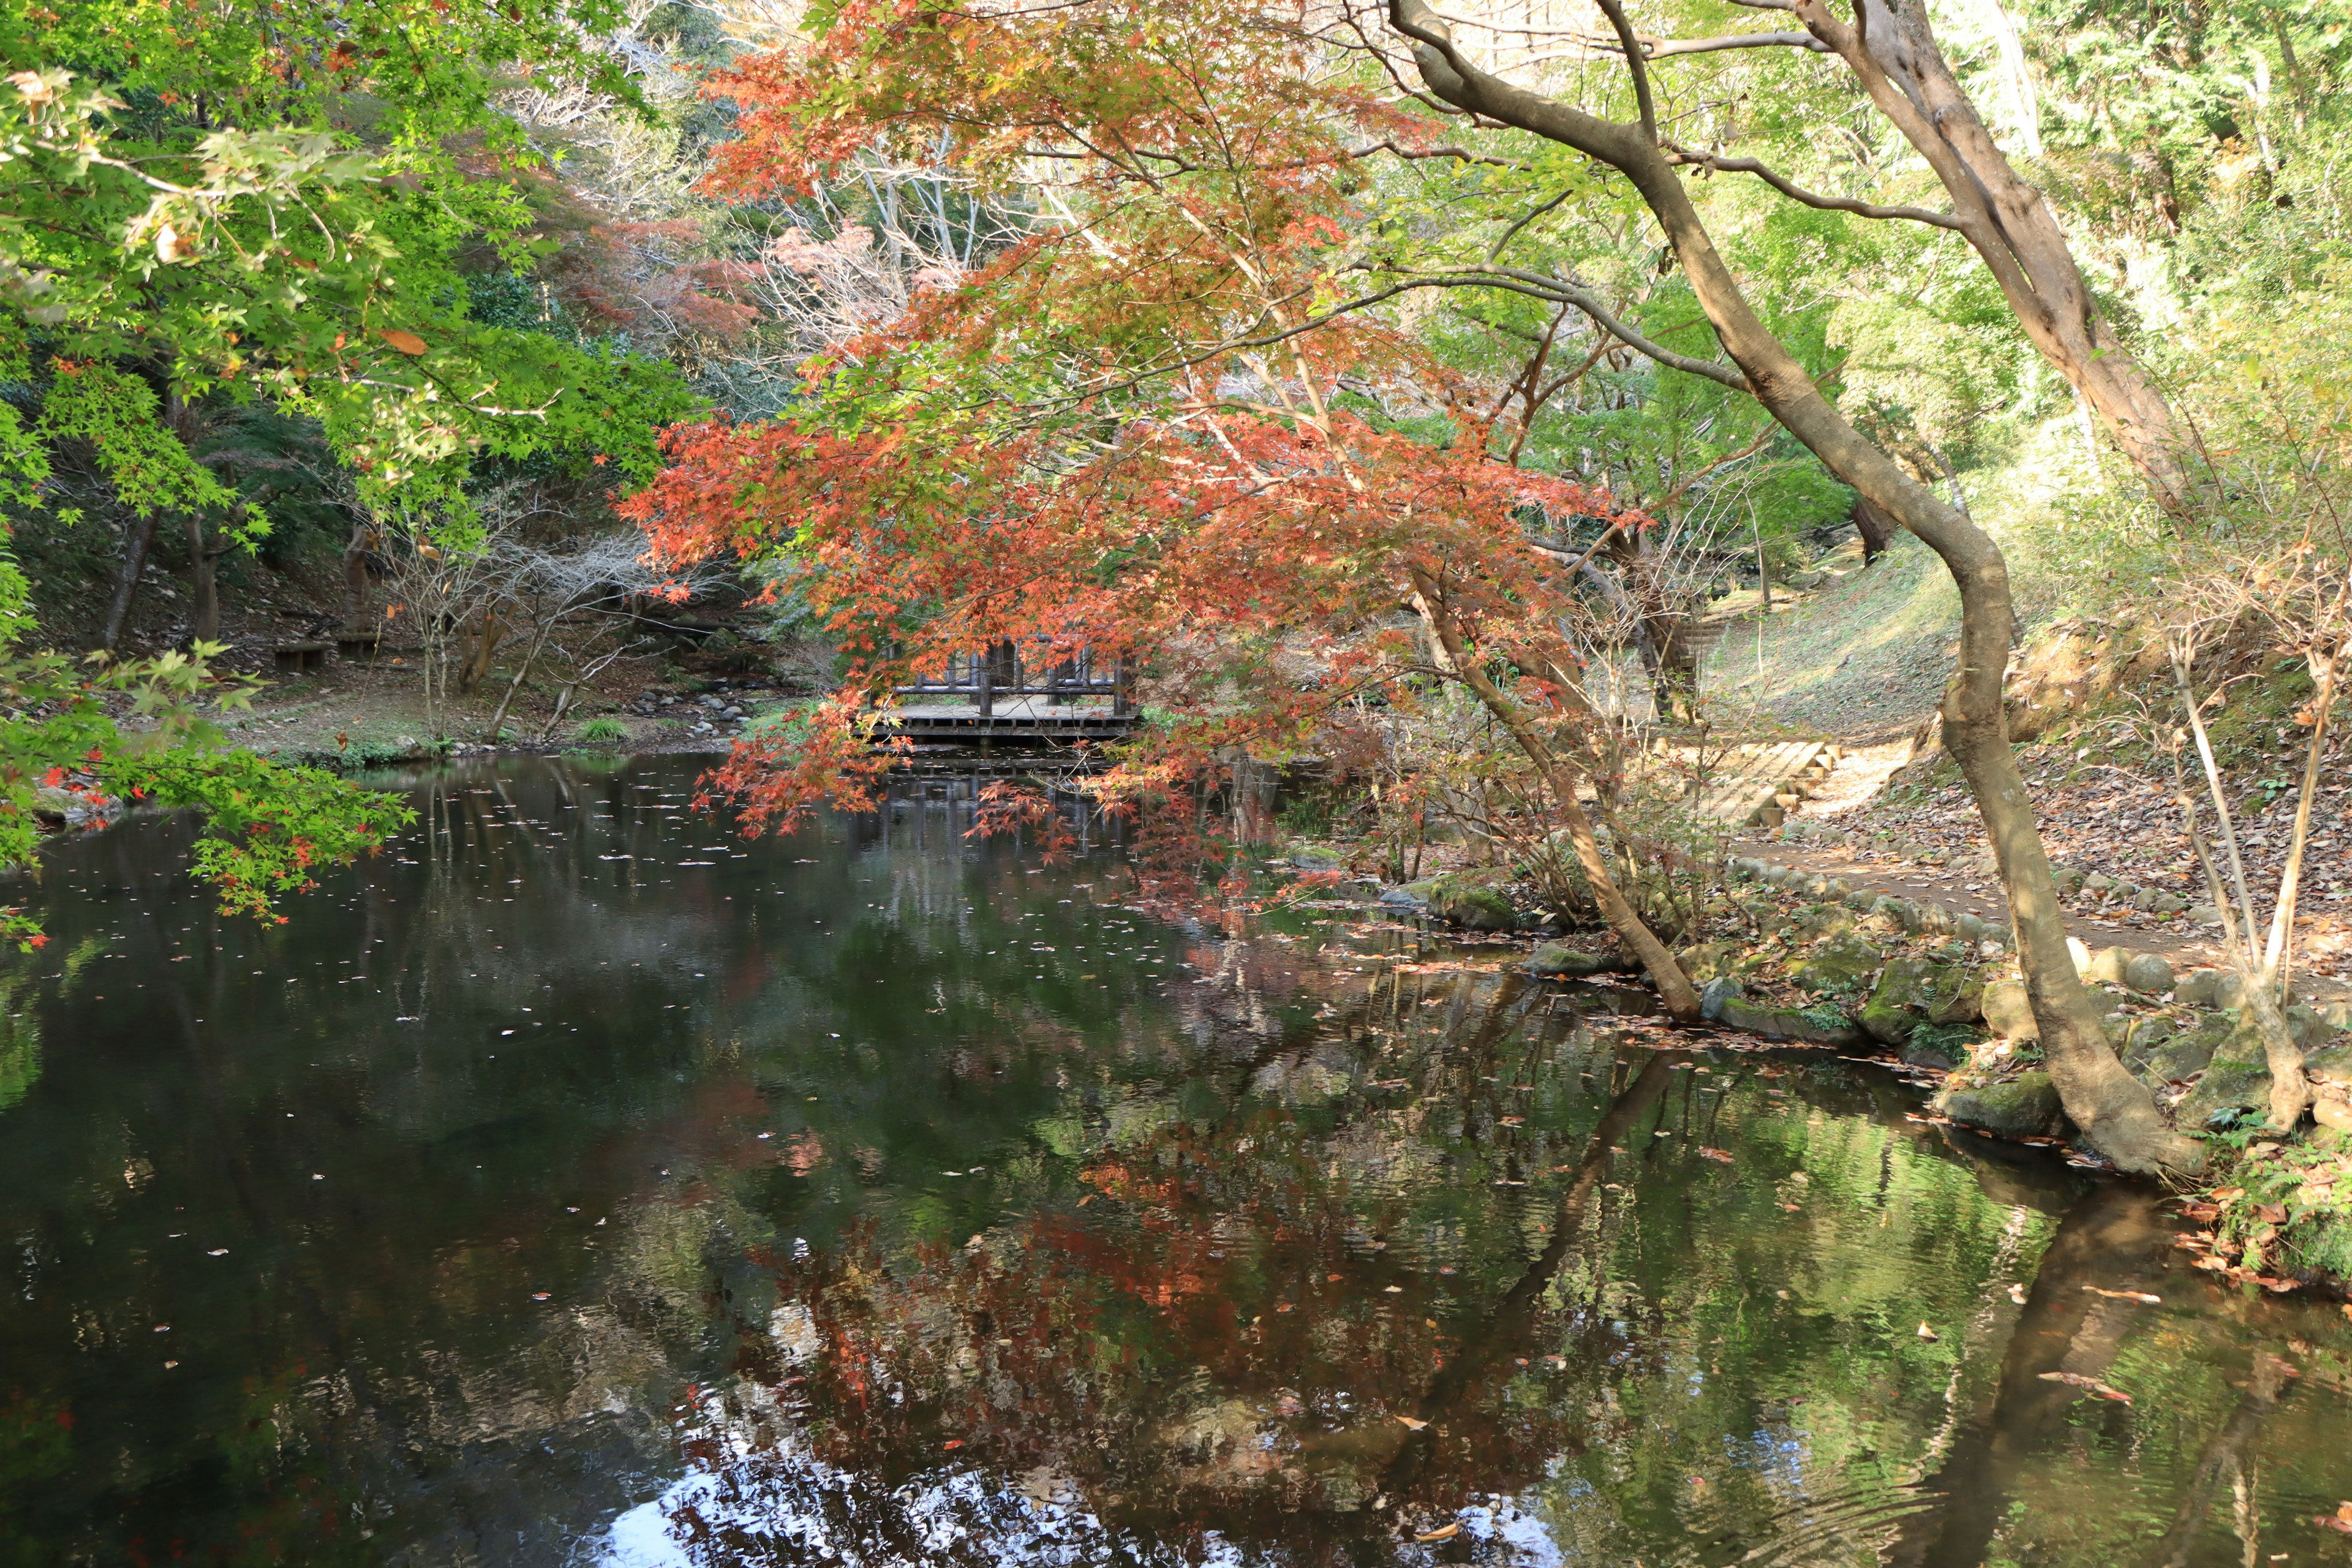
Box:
[456, 609, 503, 696]
[186, 515, 221, 644]
[1394, 1, 2199, 1170]
[102, 512, 159, 652]
[1788, 0, 2196, 513]
[2172, 653, 2314, 1129]
[1409, 567, 1703, 1020]
[342, 516, 375, 627]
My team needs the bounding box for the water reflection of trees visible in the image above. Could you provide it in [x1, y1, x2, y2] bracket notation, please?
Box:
[644, 953, 1992, 1563]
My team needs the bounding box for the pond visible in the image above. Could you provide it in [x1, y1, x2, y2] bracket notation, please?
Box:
[1, 755, 2348, 1566]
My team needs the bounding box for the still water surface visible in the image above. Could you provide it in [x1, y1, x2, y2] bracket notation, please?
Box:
[1, 756, 2348, 1565]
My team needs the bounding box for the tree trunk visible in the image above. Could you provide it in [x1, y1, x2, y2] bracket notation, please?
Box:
[343, 516, 375, 627]
[1789, 0, 2196, 513]
[1394, 1, 2201, 1172]
[186, 516, 221, 644]
[1852, 496, 1896, 561]
[101, 512, 159, 652]
[1409, 567, 1703, 1020]
[456, 611, 503, 696]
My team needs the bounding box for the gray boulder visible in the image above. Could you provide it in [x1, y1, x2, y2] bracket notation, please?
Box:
[1700, 976, 1744, 1022]
[2122, 952, 2175, 995]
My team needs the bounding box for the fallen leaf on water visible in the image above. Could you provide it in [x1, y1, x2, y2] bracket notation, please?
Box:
[943, 1439, 963, 1450]
[2081, 1285, 2162, 1304]
[2008, 1283, 2027, 1305]
[1697, 1147, 1734, 1164]
[531, 1292, 551, 1302]
[2316, 1504, 2352, 1535]
[1412, 1522, 1460, 1542]
[1917, 1323, 1939, 1341]
[2038, 1371, 2132, 1403]
[1395, 1415, 1428, 1431]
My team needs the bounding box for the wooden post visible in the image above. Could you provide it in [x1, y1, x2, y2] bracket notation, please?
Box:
[1112, 653, 1133, 718]
[976, 648, 993, 717]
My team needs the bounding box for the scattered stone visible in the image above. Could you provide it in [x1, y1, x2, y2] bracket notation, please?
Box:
[1377, 885, 1427, 910]
[2188, 904, 2223, 925]
[2082, 872, 2117, 894]
[1980, 979, 2039, 1041]
[1954, 913, 1988, 942]
[2147, 891, 2188, 914]
[2122, 952, 2174, 995]
[2082, 944, 2131, 986]
[1936, 1072, 2065, 1139]
[2049, 865, 2086, 896]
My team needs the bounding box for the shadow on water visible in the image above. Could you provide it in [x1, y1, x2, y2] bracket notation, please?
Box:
[0, 756, 2346, 1566]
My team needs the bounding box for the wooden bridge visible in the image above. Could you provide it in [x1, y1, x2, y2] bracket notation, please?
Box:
[876, 643, 1137, 745]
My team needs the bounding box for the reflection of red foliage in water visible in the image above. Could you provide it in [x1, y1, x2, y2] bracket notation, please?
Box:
[712, 1156, 1609, 1555]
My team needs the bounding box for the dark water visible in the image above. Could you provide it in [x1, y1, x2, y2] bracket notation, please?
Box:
[2, 756, 2349, 1566]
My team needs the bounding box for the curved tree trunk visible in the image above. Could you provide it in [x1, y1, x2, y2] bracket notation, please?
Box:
[1789, 0, 2196, 513]
[1393, 0, 2201, 1172]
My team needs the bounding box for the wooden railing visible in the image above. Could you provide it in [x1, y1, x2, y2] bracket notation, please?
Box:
[895, 641, 1133, 718]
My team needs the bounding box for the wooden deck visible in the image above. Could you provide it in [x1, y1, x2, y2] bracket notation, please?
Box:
[878, 696, 1136, 745]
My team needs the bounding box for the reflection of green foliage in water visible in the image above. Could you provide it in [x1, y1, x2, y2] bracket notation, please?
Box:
[0, 1022, 33, 1115]
[0, 944, 89, 1114]
[0, 1393, 74, 1564]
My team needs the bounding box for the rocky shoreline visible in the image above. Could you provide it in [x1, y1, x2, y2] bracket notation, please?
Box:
[1360, 852, 2352, 1296]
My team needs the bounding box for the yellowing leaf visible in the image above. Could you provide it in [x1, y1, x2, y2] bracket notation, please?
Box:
[1413, 1522, 1460, 1542]
[1394, 1415, 1428, 1431]
[380, 328, 429, 355]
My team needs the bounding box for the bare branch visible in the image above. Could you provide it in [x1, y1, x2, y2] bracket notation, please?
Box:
[1634, 29, 1829, 55]
[1662, 141, 1968, 230]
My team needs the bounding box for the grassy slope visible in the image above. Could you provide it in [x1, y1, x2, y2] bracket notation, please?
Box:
[1700, 414, 2171, 739]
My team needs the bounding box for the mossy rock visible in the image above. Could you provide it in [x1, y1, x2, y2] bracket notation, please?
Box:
[1675, 941, 1738, 984]
[1717, 997, 1866, 1047]
[2304, 1039, 2352, 1091]
[1528, 943, 1622, 980]
[2176, 1023, 2274, 1126]
[1902, 1022, 1985, 1072]
[1793, 906, 1855, 940]
[1858, 956, 1940, 1045]
[1794, 932, 1884, 994]
[1936, 1071, 2064, 1139]
[2136, 1035, 2217, 1087]
[1425, 872, 1521, 933]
